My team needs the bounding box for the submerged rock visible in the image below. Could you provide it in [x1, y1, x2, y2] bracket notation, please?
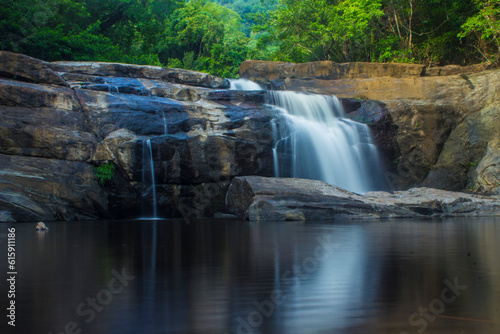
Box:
[35, 222, 49, 231]
[226, 176, 500, 221]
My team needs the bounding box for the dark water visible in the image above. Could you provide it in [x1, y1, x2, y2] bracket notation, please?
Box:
[1, 218, 499, 334]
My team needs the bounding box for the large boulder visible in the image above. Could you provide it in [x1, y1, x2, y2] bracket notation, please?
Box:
[0, 154, 108, 222]
[471, 141, 500, 194]
[240, 59, 494, 88]
[0, 52, 277, 221]
[50, 61, 229, 89]
[2, 51, 498, 221]
[226, 176, 500, 221]
[422, 96, 500, 192]
[0, 51, 68, 86]
[92, 129, 138, 180]
[239, 60, 426, 83]
[0, 79, 97, 161]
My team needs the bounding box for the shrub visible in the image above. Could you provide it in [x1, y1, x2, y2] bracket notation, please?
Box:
[93, 163, 115, 185]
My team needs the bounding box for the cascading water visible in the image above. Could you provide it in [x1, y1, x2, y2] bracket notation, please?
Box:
[267, 91, 383, 194]
[106, 83, 119, 93]
[142, 138, 158, 218]
[229, 79, 263, 90]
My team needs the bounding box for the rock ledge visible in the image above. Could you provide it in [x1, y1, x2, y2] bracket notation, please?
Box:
[226, 176, 500, 221]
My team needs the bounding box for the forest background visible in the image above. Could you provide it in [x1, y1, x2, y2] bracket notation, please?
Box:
[1, 0, 498, 78]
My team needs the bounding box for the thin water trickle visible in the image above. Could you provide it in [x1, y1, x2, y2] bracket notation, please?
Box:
[161, 111, 168, 135]
[142, 138, 158, 218]
[108, 85, 119, 93]
[271, 119, 280, 177]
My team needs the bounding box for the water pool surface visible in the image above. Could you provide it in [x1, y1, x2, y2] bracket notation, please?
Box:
[0, 218, 499, 334]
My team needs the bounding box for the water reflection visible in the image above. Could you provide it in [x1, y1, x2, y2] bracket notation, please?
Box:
[0, 218, 499, 334]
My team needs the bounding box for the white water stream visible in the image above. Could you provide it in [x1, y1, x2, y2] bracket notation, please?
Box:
[228, 79, 382, 194]
[267, 91, 382, 194]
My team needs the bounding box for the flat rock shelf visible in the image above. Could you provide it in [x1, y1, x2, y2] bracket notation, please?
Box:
[226, 176, 500, 221]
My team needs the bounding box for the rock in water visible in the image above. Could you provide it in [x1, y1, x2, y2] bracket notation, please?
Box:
[35, 222, 49, 231]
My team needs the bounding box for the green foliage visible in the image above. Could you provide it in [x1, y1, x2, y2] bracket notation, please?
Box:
[253, 0, 384, 63]
[0, 0, 497, 78]
[0, 0, 178, 65]
[214, 0, 277, 35]
[459, 0, 500, 62]
[93, 163, 116, 185]
[254, 0, 495, 65]
[161, 0, 249, 77]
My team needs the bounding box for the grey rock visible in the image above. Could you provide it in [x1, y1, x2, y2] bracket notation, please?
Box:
[0, 51, 68, 86]
[226, 176, 500, 221]
[50, 61, 229, 89]
[0, 154, 108, 222]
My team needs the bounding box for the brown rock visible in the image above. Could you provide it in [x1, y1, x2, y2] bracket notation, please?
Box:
[92, 129, 138, 180]
[239, 60, 425, 83]
[471, 141, 500, 194]
[0, 51, 68, 86]
[0, 79, 97, 161]
[50, 61, 229, 89]
[0, 78, 81, 110]
[240, 59, 500, 193]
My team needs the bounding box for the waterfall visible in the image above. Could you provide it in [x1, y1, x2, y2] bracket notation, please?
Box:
[229, 79, 263, 90]
[142, 138, 158, 218]
[267, 91, 383, 194]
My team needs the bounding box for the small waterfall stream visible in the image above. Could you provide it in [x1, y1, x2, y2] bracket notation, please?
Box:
[142, 138, 158, 218]
[229, 79, 263, 90]
[161, 111, 168, 135]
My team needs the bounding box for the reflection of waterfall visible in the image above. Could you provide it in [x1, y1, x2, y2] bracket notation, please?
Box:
[267, 91, 383, 194]
[229, 79, 263, 90]
[142, 139, 158, 218]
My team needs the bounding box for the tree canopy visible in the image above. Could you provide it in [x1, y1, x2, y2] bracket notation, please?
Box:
[0, 0, 497, 78]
